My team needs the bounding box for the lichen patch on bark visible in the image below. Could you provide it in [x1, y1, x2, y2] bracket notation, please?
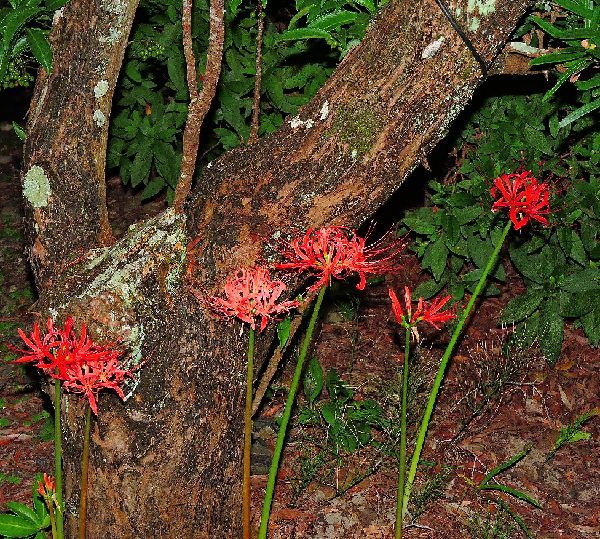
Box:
[22, 165, 51, 208]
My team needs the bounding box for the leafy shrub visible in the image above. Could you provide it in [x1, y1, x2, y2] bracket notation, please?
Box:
[399, 90, 600, 364]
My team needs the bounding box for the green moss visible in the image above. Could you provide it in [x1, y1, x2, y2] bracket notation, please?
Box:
[23, 165, 51, 208]
[331, 104, 381, 156]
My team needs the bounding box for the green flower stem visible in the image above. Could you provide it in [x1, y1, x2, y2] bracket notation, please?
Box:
[402, 220, 512, 516]
[48, 499, 57, 539]
[242, 328, 255, 539]
[78, 405, 92, 539]
[258, 285, 327, 539]
[54, 379, 64, 539]
[395, 326, 411, 539]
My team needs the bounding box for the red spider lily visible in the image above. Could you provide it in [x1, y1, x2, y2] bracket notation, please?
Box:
[61, 356, 131, 415]
[15, 317, 119, 380]
[208, 266, 300, 332]
[389, 287, 455, 333]
[490, 171, 550, 230]
[37, 473, 55, 497]
[276, 226, 405, 291]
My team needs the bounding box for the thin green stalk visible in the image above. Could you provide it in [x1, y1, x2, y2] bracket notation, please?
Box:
[258, 285, 327, 539]
[48, 500, 57, 539]
[78, 405, 92, 539]
[54, 379, 64, 539]
[402, 221, 512, 515]
[243, 328, 255, 539]
[395, 327, 411, 539]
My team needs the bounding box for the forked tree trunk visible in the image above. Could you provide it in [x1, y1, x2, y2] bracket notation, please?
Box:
[20, 0, 532, 536]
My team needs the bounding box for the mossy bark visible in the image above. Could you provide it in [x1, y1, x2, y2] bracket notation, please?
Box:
[21, 0, 532, 537]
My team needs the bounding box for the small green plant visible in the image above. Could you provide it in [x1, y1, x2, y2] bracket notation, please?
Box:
[546, 407, 598, 460]
[0, 472, 22, 486]
[529, 0, 600, 127]
[400, 90, 600, 365]
[468, 508, 518, 539]
[0, 473, 51, 539]
[476, 446, 541, 539]
[0, 0, 68, 89]
[408, 462, 453, 521]
[298, 358, 385, 454]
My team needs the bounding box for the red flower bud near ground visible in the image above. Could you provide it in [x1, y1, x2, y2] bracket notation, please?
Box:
[208, 266, 299, 332]
[490, 171, 550, 230]
[276, 226, 405, 291]
[37, 473, 55, 497]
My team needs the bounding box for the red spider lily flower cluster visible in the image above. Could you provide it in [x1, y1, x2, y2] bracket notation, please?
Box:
[389, 287, 455, 332]
[208, 267, 300, 332]
[276, 226, 405, 291]
[37, 473, 56, 498]
[15, 317, 130, 415]
[490, 171, 550, 230]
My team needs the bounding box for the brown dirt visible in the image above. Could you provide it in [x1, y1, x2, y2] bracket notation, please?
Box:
[1, 122, 599, 539]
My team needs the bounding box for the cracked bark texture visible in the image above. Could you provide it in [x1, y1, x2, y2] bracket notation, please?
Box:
[19, 0, 533, 537]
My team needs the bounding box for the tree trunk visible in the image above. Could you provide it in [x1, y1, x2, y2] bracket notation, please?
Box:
[20, 0, 532, 536]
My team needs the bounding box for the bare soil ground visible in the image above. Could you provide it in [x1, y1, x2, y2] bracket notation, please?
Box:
[1, 120, 598, 539]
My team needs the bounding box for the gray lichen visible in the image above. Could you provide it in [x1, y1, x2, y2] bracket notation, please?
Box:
[94, 80, 109, 99]
[93, 109, 106, 127]
[23, 165, 51, 208]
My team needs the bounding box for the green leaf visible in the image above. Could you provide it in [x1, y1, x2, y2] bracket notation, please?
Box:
[403, 214, 436, 235]
[277, 317, 291, 348]
[303, 356, 323, 405]
[479, 446, 531, 487]
[167, 51, 187, 96]
[413, 277, 448, 299]
[0, 514, 41, 537]
[12, 121, 26, 141]
[524, 124, 553, 154]
[422, 237, 448, 281]
[538, 297, 564, 365]
[309, 10, 359, 31]
[321, 402, 337, 427]
[529, 50, 587, 66]
[559, 96, 600, 128]
[559, 268, 600, 293]
[25, 28, 52, 73]
[509, 243, 554, 284]
[0, 5, 37, 81]
[581, 307, 600, 345]
[482, 484, 542, 508]
[153, 143, 179, 188]
[559, 290, 596, 317]
[501, 290, 545, 323]
[276, 27, 336, 46]
[543, 59, 589, 103]
[353, 0, 376, 13]
[453, 206, 482, 225]
[45, 0, 70, 9]
[532, 15, 600, 39]
[553, 0, 595, 20]
[125, 61, 142, 82]
[5, 502, 39, 525]
[467, 234, 494, 269]
[130, 144, 153, 188]
[140, 177, 165, 200]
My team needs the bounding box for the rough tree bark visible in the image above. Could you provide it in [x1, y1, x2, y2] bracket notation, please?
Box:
[20, 0, 532, 537]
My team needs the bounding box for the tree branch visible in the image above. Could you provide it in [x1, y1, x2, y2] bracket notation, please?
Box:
[249, 1, 265, 144]
[173, 0, 225, 212]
